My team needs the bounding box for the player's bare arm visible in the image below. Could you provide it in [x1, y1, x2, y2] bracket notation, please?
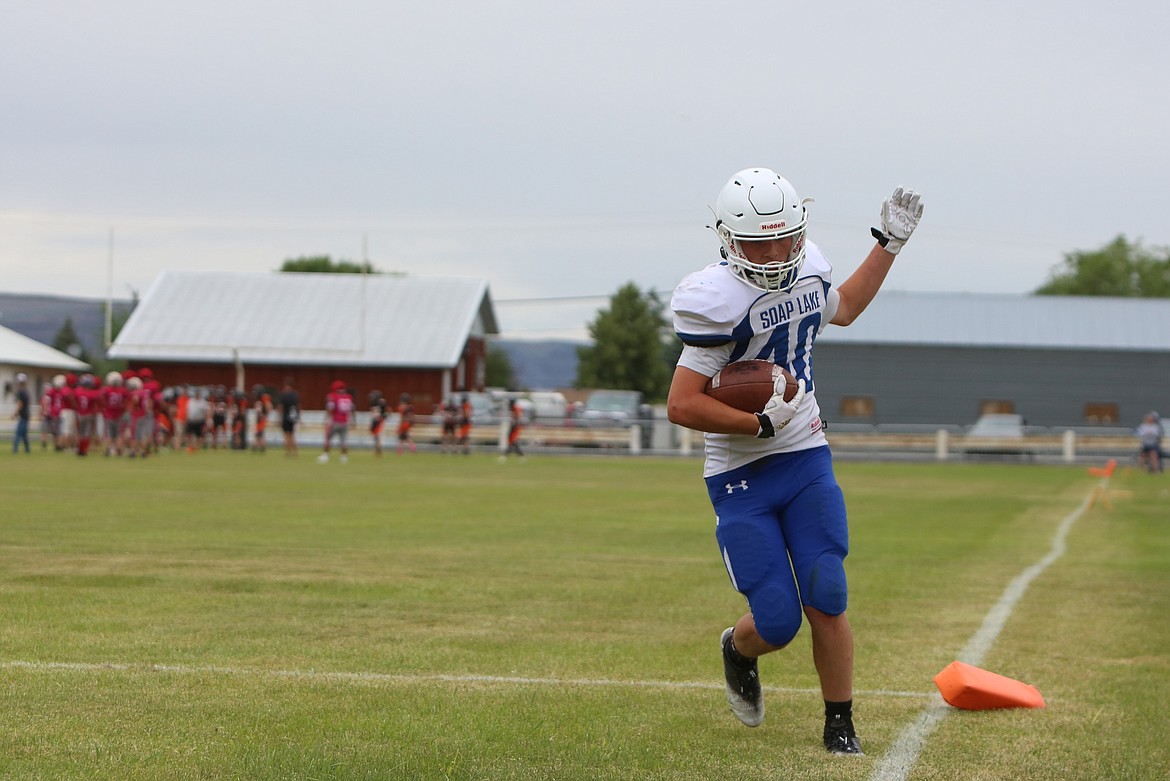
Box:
[667, 365, 760, 436]
[832, 187, 924, 326]
[668, 364, 806, 439]
[831, 243, 896, 326]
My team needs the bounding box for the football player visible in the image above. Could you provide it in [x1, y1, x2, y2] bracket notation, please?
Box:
[667, 168, 923, 755]
[319, 380, 355, 464]
[252, 386, 274, 453]
[369, 390, 389, 457]
[395, 393, 416, 455]
[73, 373, 103, 457]
[126, 376, 155, 458]
[100, 371, 128, 456]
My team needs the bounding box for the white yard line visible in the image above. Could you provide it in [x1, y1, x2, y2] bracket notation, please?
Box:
[867, 489, 1093, 781]
[0, 658, 929, 699]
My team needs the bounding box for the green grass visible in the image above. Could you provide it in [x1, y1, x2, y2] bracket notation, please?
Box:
[0, 448, 1166, 780]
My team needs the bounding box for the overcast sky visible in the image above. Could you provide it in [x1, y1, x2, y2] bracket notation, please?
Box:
[3, 1, 1168, 340]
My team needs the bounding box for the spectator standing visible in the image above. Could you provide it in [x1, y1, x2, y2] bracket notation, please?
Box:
[184, 389, 210, 452]
[1136, 412, 1164, 473]
[11, 372, 31, 454]
[278, 379, 300, 457]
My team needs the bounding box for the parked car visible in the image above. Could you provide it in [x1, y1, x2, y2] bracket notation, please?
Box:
[578, 390, 652, 427]
[961, 413, 1031, 457]
[526, 391, 569, 421]
[966, 413, 1025, 439]
[432, 391, 500, 426]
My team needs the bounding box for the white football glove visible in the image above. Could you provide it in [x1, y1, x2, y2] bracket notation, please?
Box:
[755, 377, 806, 439]
[870, 187, 923, 255]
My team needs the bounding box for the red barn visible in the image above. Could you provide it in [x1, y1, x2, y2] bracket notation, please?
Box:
[108, 270, 499, 414]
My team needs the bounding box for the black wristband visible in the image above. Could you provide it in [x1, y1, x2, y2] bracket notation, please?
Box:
[870, 227, 890, 247]
[755, 413, 774, 439]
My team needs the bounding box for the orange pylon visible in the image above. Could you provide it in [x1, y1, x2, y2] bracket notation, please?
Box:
[933, 661, 1046, 710]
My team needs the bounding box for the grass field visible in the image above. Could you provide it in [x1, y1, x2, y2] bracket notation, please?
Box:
[1, 447, 1167, 780]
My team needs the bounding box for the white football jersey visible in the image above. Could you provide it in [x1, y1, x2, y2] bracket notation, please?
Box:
[672, 241, 840, 477]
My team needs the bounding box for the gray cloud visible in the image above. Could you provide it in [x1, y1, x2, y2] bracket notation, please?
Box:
[2, 1, 1167, 339]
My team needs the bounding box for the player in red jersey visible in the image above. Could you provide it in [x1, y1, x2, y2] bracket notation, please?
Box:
[73, 374, 103, 456]
[100, 372, 129, 456]
[39, 376, 63, 449]
[318, 380, 355, 464]
[138, 368, 162, 452]
[58, 374, 78, 452]
[126, 376, 158, 458]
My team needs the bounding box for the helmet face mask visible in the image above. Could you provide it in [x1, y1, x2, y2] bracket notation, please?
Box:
[713, 168, 812, 292]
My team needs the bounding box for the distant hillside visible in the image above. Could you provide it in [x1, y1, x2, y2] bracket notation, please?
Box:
[495, 339, 582, 391]
[0, 293, 134, 359]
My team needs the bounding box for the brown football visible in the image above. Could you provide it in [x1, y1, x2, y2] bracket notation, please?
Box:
[704, 360, 797, 413]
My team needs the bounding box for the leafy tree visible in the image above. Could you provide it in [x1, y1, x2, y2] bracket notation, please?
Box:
[575, 283, 673, 400]
[87, 302, 136, 378]
[52, 317, 90, 364]
[280, 255, 380, 274]
[485, 345, 516, 390]
[1035, 235, 1170, 297]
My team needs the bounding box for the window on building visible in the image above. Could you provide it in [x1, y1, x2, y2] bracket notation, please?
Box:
[839, 396, 875, 419]
[978, 400, 1015, 415]
[1083, 402, 1119, 424]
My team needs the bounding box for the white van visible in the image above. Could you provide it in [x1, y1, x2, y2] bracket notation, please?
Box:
[526, 391, 568, 421]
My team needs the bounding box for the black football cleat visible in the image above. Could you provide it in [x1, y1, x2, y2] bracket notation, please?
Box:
[720, 627, 764, 727]
[824, 715, 863, 755]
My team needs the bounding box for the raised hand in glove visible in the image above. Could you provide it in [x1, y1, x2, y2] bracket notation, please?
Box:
[870, 187, 923, 255]
[755, 377, 806, 439]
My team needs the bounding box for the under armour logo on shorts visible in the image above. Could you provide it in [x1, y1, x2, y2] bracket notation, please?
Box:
[725, 480, 749, 494]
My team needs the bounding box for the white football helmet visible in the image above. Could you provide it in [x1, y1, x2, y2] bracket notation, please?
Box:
[713, 168, 813, 292]
[105, 371, 123, 386]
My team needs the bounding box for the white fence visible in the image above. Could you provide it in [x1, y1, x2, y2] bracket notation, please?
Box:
[0, 402, 1144, 464]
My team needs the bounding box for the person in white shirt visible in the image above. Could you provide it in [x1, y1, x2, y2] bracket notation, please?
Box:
[1136, 412, 1163, 473]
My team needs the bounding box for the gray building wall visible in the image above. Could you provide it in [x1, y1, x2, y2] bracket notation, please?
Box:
[812, 343, 1169, 428]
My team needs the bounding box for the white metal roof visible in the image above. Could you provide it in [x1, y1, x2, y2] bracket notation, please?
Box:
[109, 271, 498, 367]
[0, 324, 91, 371]
[819, 290, 1170, 351]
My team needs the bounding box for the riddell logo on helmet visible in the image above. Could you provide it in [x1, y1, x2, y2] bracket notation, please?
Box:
[759, 222, 787, 230]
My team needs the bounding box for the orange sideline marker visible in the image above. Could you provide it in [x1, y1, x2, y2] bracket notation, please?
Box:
[933, 661, 1046, 710]
[1087, 458, 1117, 478]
